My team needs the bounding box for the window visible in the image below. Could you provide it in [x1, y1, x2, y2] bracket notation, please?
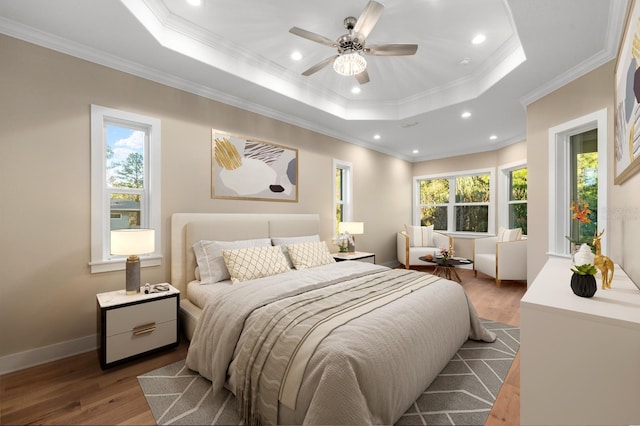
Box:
[548, 108, 607, 256]
[415, 169, 495, 234]
[333, 160, 352, 234]
[499, 162, 528, 235]
[90, 105, 161, 273]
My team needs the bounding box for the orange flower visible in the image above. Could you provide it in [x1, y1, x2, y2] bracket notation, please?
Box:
[570, 200, 591, 224]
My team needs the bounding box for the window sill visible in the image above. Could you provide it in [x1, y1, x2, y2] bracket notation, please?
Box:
[89, 255, 162, 274]
[440, 232, 529, 240]
[440, 232, 495, 239]
[547, 252, 571, 259]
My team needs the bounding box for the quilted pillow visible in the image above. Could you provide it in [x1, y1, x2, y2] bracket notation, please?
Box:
[497, 227, 522, 242]
[286, 241, 336, 269]
[222, 246, 290, 283]
[192, 238, 271, 284]
[404, 224, 434, 247]
[271, 234, 320, 268]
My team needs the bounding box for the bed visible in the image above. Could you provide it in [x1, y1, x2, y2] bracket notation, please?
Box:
[170, 213, 495, 425]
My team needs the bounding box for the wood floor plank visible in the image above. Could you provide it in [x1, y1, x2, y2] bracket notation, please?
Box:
[0, 268, 526, 425]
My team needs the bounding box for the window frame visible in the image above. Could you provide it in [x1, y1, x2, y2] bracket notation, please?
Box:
[548, 108, 608, 257]
[90, 105, 162, 273]
[413, 167, 495, 235]
[498, 161, 527, 234]
[333, 159, 353, 235]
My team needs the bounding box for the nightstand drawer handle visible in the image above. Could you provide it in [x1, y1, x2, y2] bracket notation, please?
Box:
[132, 322, 156, 336]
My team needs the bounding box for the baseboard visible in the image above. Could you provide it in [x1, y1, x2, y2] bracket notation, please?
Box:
[0, 334, 97, 375]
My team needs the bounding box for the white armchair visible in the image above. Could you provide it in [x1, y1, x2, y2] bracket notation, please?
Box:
[397, 230, 452, 269]
[473, 234, 527, 287]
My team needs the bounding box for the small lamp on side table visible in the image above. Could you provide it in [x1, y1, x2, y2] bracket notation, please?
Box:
[111, 229, 155, 295]
[338, 222, 364, 252]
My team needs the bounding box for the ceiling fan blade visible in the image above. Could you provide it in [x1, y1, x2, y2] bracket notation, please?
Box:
[289, 27, 337, 48]
[364, 44, 418, 56]
[353, 0, 384, 38]
[302, 55, 339, 76]
[355, 69, 370, 84]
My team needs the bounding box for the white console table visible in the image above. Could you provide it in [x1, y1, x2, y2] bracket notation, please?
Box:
[520, 257, 640, 425]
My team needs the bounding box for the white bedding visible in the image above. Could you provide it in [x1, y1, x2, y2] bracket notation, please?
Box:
[186, 279, 232, 310]
[186, 261, 495, 424]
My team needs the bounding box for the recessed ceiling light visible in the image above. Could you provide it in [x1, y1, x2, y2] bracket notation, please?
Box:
[472, 34, 486, 45]
[412, 149, 419, 154]
[373, 134, 381, 140]
[290, 51, 302, 61]
[186, 0, 202, 6]
[489, 135, 498, 140]
[351, 86, 361, 94]
[461, 111, 471, 118]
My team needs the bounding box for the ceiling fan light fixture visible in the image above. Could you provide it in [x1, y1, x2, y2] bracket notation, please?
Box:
[333, 52, 367, 76]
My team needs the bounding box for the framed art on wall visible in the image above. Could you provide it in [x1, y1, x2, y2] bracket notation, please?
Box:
[615, 0, 640, 184]
[211, 129, 298, 202]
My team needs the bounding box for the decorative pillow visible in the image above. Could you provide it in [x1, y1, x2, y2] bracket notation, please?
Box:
[404, 224, 434, 247]
[222, 246, 290, 283]
[271, 235, 320, 268]
[497, 227, 522, 242]
[421, 224, 435, 247]
[192, 238, 271, 284]
[286, 241, 336, 269]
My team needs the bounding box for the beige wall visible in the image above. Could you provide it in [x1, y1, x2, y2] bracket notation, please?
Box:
[527, 60, 640, 285]
[0, 35, 413, 359]
[411, 141, 527, 259]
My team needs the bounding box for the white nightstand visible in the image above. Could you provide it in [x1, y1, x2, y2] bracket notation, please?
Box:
[332, 251, 376, 264]
[97, 284, 179, 369]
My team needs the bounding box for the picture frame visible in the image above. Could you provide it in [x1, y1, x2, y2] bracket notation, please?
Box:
[211, 129, 298, 202]
[615, 0, 640, 184]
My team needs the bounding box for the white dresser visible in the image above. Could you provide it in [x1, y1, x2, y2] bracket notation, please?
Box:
[97, 284, 179, 369]
[520, 257, 640, 425]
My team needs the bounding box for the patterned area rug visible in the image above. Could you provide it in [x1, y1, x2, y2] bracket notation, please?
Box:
[138, 319, 519, 425]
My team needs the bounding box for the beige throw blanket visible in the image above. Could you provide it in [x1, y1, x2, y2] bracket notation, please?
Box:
[186, 262, 495, 425]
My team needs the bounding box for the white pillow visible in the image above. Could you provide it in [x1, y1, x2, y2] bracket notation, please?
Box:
[192, 238, 271, 284]
[404, 224, 434, 247]
[286, 241, 336, 269]
[421, 225, 434, 247]
[271, 235, 320, 268]
[497, 227, 522, 242]
[222, 246, 290, 283]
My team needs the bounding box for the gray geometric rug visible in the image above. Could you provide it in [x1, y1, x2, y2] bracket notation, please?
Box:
[138, 319, 519, 426]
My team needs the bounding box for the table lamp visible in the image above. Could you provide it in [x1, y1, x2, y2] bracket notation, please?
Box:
[111, 229, 155, 294]
[338, 222, 364, 252]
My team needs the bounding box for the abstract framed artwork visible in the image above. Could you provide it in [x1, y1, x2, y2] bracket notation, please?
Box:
[615, 0, 640, 184]
[211, 129, 298, 202]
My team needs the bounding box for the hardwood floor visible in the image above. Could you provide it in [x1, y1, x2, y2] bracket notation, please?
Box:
[0, 268, 526, 425]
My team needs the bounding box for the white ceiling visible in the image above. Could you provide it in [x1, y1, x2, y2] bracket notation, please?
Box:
[0, 0, 628, 161]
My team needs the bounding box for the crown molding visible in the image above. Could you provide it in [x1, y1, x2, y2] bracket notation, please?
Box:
[520, 0, 627, 108]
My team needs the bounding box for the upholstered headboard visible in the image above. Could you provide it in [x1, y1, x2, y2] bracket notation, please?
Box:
[170, 213, 320, 295]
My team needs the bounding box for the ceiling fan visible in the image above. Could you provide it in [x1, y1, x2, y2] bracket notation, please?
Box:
[289, 0, 418, 84]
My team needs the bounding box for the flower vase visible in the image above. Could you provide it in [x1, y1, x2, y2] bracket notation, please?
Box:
[570, 273, 597, 298]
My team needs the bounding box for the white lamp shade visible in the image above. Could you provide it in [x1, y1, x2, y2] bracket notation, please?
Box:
[111, 229, 155, 256]
[338, 222, 364, 235]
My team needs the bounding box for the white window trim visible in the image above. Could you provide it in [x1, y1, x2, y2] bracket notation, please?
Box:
[90, 105, 162, 273]
[548, 108, 607, 257]
[413, 167, 496, 235]
[333, 159, 353, 235]
[498, 160, 527, 233]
